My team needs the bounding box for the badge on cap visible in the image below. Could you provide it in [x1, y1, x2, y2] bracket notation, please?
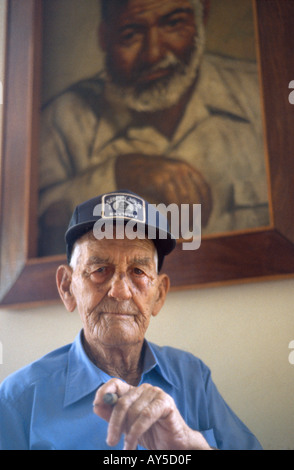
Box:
[101, 193, 146, 223]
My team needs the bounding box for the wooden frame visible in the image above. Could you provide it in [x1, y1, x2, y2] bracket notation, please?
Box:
[1, 0, 294, 308]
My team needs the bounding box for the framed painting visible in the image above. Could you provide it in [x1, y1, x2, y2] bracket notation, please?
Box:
[1, 0, 294, 308]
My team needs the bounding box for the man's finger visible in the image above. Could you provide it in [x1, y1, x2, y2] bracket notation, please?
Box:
[106, 386, 146, 447]
[123, 395, 169, 450]
[93, 378, 133, 422]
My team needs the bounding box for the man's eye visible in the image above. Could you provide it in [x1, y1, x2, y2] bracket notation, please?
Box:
[120, 28, 142, 45]
[88, 266, 111, 283]
[164, 15, 189, 30]
[96, 267, 106, 273]
[90, 267, 108, 277]
[122, 31, 136, 41]
[133, 267, 144, 276]
[168, 18, 182, 27]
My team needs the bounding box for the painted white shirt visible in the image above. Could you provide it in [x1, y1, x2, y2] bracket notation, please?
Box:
[39, 53, 269, 253]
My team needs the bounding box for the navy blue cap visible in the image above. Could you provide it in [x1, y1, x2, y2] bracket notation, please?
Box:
[65, 190, 176, 271]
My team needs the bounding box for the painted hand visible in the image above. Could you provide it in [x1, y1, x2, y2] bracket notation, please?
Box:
[115, 153, 212, 227]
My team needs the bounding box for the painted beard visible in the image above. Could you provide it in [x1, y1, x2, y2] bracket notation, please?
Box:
[105, 11, 206, 113]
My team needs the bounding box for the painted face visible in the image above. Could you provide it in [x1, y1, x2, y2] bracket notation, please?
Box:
[101, 0, 205, 112]
[104, 0, 196, 86]
[68, 234, 168, 348]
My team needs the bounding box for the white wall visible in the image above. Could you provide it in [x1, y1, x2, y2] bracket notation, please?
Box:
[1, 278, 294, 450]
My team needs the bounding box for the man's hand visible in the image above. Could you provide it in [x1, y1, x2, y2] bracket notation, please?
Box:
[93, 378, 212, 450]
[115, 154, 212, 228]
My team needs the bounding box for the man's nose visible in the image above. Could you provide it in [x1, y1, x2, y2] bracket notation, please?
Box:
[142, 27, 165, 66]
[107, 273, 132, 301]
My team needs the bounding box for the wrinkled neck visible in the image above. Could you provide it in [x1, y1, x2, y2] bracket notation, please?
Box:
[83, 332, 145, 386]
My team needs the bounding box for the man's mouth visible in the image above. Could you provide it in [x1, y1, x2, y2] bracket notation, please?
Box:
[138, 67, 172, 84]
[101, 311, 134, 317]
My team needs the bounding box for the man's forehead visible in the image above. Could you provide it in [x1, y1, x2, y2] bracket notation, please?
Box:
[105, 0, 195, 19]
[123, 0, 194, 8]
[76, 232, 156, 260]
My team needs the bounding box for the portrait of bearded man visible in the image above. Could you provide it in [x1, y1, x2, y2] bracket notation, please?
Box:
[38, 0, 269, 256]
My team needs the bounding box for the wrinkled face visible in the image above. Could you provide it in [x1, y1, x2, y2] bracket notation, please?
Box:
[64, 233, 169, 348]
[100, 0, 205, 111]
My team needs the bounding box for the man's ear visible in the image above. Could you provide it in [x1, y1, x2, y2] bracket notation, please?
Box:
[152, 273, 170, 318]
[56, 265, 76, 312]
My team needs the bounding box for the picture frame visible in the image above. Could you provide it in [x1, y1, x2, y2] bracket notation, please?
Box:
[1, 0, 294, 308]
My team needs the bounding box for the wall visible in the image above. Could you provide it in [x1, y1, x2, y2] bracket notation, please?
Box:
[1, 0, 294, 451]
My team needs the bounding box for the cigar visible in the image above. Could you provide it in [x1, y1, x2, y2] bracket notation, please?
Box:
[103, 392, 118, 406]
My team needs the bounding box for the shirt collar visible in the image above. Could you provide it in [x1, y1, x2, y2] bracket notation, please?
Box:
[63, 331, 176, 407]
[141, 341, 178, 390]
[142, 341, 179, 388]
[174, 53, 251, 138]
[63, 331, 111, 407]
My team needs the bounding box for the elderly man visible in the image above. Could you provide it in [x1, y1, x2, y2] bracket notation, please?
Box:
[0, 190, 262, 450]
[38, 0, 269, 256]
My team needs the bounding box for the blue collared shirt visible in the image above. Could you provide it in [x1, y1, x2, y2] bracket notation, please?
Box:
[0, 331, 262, 450]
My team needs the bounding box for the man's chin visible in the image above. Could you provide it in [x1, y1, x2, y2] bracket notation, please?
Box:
[107, 78, 191, 113]
[106, 53, 201, 113]
[97, 316, 141, 342]
[135, 67, 175, 87]
[99, 333, 142, 349]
